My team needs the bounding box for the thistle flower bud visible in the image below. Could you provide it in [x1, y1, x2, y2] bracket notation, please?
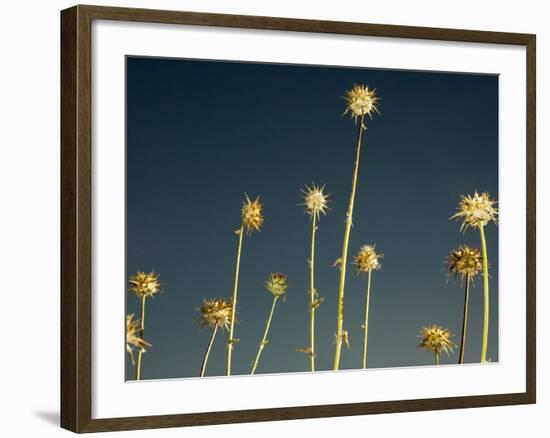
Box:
[343, 84, 380, 123]
[199, 299, 232, 331]
[451, 191, 498, 230]
[417, 325, 456, 357]
[241, 194, 263, 233]
[265, 272, 288, 297]
[354, 244, 382, 273]
[128, 271, 161, 298]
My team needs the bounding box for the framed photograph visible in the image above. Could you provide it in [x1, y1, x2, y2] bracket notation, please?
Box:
[60, 4, 536, 433]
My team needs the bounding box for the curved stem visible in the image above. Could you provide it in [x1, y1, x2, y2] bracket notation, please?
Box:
[334, 115, 365, 370]
[200, 326, 218, 378]
[458, 275, 470, 364]
[362, 270, 372, 369]
[251, 296, 279, 375]
[309, 214, 317, 372]
[135, 295, 146, 381]
[226, 225, 244, 376]
[479, 225, 490, 363]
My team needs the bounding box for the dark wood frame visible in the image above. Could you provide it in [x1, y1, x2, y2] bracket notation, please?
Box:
[61, 4, 536, 433]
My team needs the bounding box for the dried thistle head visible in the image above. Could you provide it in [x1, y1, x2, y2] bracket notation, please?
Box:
[417, 325, 456, 357]
[126, 314, 150, 365]
[301, 183, 330, 220]
[241, 194, 263, 234]
[266, 272, 288, 297]
[199, 299, 232, 331]
[451, 191, 498, 230]
[447, 245, 483, 281]
[354, 244, 382, 273]
[128, 271, 161, 298]
[343, 84, 380, 123]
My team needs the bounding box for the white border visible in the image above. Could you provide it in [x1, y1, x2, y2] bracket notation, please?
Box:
[92, 20, 526, 419]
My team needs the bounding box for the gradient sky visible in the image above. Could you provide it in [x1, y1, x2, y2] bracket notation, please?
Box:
[125, 56, 498, 380]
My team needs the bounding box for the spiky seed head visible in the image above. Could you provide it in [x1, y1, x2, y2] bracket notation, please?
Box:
[417, 325, 456, 357]
[354, 244, 382, 273]
[199, 299, 232, 331]
[241, 194, 263, 234]
[128, 271, 161, 298]
[447, 245, 483, 281]
[126, 314, 151, 365]
[451, 191, 498, 230]
[301, 184, 330, 220]
[343, 84, 380, 123]
[266, 272, 288, 297]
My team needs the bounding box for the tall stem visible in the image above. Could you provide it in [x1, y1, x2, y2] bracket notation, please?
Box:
[135, 295, 146, 381]
[362, 270, 372, 369]
[226, 225, 244, 376]
[479, 225, 490, 363]
[334, 115, 365, 370]
[458, 275, 470, 364]
[200, 325, 218, 378]
[251, 296, 279, 375]
[309, 214, 317, 372]
[435, 351, 440, 366]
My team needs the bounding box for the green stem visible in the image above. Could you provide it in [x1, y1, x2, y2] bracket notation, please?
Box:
[334, 114, 365, 370]
[435, 351, 440, 366]
[251, 295, 279, 375]
[479, 225, 490, 363]
[362, 270, 372, 369]
[135, 295, 146, 381]
[226, 225, 244, 376]
[458, 275, 470, 364]
[309, 214, 317, 372]
[200, 325, 218, 378]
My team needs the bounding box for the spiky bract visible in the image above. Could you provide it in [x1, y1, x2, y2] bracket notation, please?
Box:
[128, 271, 161, 298]
[354, 244, 382, 273]
[343, 84, 380, 123]
[451, 191, 498, 230]
[447, 245, 483, 281]
[241, 194, 263, 234]
[266, 272, 288, 297]
[301, 184, 330, 220]
[417, 325, 456, 357]
[200, 299, 233, 331]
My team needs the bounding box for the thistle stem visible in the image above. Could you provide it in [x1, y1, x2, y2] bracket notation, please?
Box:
[135, 295, 146, 381]
[226, 225, 244, 376]
[458, 275, 470, 364]
[251, 295, 279, 375]
[362, 270, 372, 369]
[479, 225, 490, 363]
[435, 351, 440, 366]
[200, 325, 218, 378]
[334, 114, 365, 370]
[309, 214, 317, 372]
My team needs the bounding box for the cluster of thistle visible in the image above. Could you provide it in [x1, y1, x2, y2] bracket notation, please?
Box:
[418, 191, 498, 365]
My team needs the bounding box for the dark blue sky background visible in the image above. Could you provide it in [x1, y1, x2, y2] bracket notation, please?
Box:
[125, 56, 498, 380]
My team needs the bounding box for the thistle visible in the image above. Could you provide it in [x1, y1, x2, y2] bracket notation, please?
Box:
[334, 84, 379, 370]
[354, 244, 382, 369]
[417, 325, 457, 365]
[226, 194, 263, 376]
[126, 314, 150, 366]
[251, 273, 288, 374]
[452, 191, 498, 363]
[300, 184, 329, 371]
[128, 271, 161, 380]
[447, 246, 483, 364]
[198, 299, 232, 377]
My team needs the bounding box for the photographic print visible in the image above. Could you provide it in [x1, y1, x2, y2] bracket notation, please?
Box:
[124, 56, 499, 381]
